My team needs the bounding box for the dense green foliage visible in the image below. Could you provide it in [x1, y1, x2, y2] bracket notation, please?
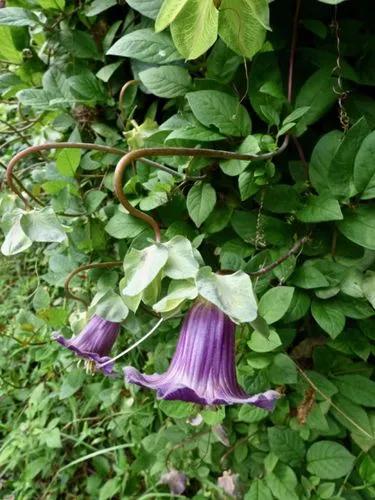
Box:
[0, 0, 374, 498]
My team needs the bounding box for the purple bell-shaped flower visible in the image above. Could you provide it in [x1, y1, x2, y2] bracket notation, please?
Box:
[53, 315, 120, 375]
[125, 301, 279, 409]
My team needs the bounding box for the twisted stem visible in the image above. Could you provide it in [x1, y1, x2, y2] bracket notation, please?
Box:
[64, 261, 122, 305]
[114, 139, 289, 242]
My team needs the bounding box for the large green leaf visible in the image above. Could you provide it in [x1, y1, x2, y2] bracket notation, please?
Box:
[328, 117, 370, 198]
[337, 206, 375, 250]
[268, 428, 305, 466]
[294, 69, 336, 136]
[0, 8, 38, 27]
[218, 0, 268, 59]
[155, 0, 189, 32]
[122, 244, 169, 297]
[306, 441, 355, 479]
[170, 0, 218, 60]
[20, 208, 67, 243]
[187, 182, 216, 227]
[354, 130, 375, 199]
[186, 90, 251, 137]
[139, 65, 192, 98]
[197, 268, 258, 323]
[107, 28, 182, 64]
[127, 0, 163, 19]
[258, 286, 295, 324]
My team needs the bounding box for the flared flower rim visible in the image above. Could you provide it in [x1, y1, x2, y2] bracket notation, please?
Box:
[53, 333, 115, 375]
[124, 366, 280, 409]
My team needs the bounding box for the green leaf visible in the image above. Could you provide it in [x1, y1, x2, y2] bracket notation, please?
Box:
[318, 0, 348, 4]
[56, 148, 81, 177]
[59, 369, 85, 399]
[335, 375, 375, 408]
[248, 329, 282, 353]
[186, 90, 251, 137]
[17, 89, 51, 109]
[258, 286, 295, 324]
[92, 290, 129, 322]
[105, 211, 149, 239]
[269, 353, 298, 384]
[220, 135, 259, 176]
[0, 8, 38, 27]
[294, 68, 336, 136]
[337, 206, 375, 250]
[187, 182, 216, 227]
[265, 463, 299, 500]
[218, 0, 268, 59]
[239, 170, 259, 200]
[0, 27, 23, 63]
[362, 271, 375, 308]
[139, 65, 192, 98]
[170, 0, 218, 60]
[311, 299, 346, 338]
[20, 208, 67, 243]
[245, 479, 273, 500]
[238, 404, 269, 423]
[158, 400, 195, 418]
[155, 0, 189, 31]
[354, 130, 375, 199]
[1, 214, 32, 256]
[297, 195, 343, 222]
[310, 130, 342, 196]
[44, 428, 62, 449]
[122, 244, 169, 297]
[197, 268, 258, 323]
[127, 0, 163, 19]
[328, 117, 370, 198]
[268, 428, 305, 466]
[291, 263, 330, 289]
[249, 49, 284, 125]
[306, 441, 355, 479]
[153, 279, 197, 313]
[107, 28, 182, 64]
[68, 73, 106, 102]
[164, 236, 200, 279]
[85, 0, 117, 16]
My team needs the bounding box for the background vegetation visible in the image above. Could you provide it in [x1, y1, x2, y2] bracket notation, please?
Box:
[0, 0, 374, 498]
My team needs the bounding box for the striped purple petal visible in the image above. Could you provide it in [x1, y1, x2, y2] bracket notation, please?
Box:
[53, 315, 120, 375]
[125, 301, 280, 408]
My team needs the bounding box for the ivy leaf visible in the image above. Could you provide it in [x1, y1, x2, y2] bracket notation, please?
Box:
[187, 182, 216, 227]
[164, 236, 200, 279]
[91, 290, 129, 322]
[197, 268, 258, 323]
[1, 214, 32, 256]
[122, 244, 169, 297]
[153, 279, 198, 313]
[170, 0, 218, 60]
[105, 211, 149, 239]
[20, 208, 67, 243]
[218, 0, 268, 58]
